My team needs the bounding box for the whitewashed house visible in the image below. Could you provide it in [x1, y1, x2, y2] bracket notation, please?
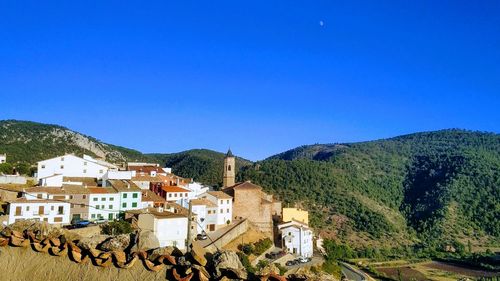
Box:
[0, 154, 6, 164]
[7, 198, 71, 225]
[190, 198, 215, 234]
[106, 180, 142, 212]
[278, 220, 314, 258]
[137, 208, 188, 250]
[88, 187, 120, 221]
[202, 191, 232, 226]
[37, 154, 117, 182]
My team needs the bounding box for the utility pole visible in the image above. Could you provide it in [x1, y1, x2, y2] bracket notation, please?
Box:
[186, 200, 193, 251]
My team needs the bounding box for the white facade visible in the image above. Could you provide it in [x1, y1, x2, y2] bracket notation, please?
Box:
[88, 190, 120, 221]
[185, 182, 210, 199]
[0, 175, 27, 184]
[191, 203, 207, 234]
[102, 170, 133, 183]
[278, 221, 313, 258]
[8, 199, 71, 225]
[201, 192, 232, 226]
[118, 190, 142, 212]
[39, 174, 63, 187]
[137, 212, 188, 250]
[37, 154, 113, 181]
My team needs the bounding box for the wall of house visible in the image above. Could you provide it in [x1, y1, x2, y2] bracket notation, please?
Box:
[88, 193, 120, 221]
[8, 201, 71, 225]
[191, 204, 207, 234]
[0, 175, 27, 185]
[118, 191, 142, 212]
[232, 189, 273, 233]
[37, 155, 108, 180]
[68, 194, 90, 221]
[280, 226, 313, 257]
[155, 217, 188, 250]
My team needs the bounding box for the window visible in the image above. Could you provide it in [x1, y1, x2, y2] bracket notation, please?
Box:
[220, 200, 223, 205]
[71, 204, 74, 208]
[60, 165, 64, 169]
[228, 165, 231, 171]
[122, 203, 127, 208]
[220, 209, 223, 214]
[91, 214, 96, 219]
[179, 193, 183, 197]
[208, 210, 212, 214]
[185, 193, 188, 197]
[108, 213, 113, 220]
[93, 198, 98, 201]
[110, 197, 114, 201]
[84, 162, 87, 166]
[37, 194, 42, 199]
[26, 206, 30, 211]
[57, 206, 63, 215]
[41, 165, 45, 169]
[83, 195, 86, 199]
[15, 207, 21, 215]
[132, 202, 137, 208]
[96, 205, 100, 209]
[69, 195, 73, 199]
[168, 194, 172, 198]
[99, 170, 103, 174]
[61, 157, 64, 161]
[109, 205, 113, 209]
[132, 193, 138, 198]
[174, 193, 177, 197]
[83, 169, 87, 174]
[227, 209, 229, 213]
[123, 193, 127, 199]
[227, 200, 230, 204]
[51, 206, 54, 211]
[54, 217, 63, 222]
[101, 197, 106, 201]
[101, 205, 104, 209]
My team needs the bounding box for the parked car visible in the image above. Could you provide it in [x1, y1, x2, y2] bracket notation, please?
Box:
[94, 218, 107, 225]
[285, 260, 298, 266]
[298, 257, 312, 263]
[65, 220, 93, 229]
[196, 233, 208, 240]
[265, 251, 286, 260]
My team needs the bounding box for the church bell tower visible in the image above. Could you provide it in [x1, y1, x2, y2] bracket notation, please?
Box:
[223, 148, 235, 188]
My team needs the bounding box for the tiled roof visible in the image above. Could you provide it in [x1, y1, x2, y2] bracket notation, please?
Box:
[226, 181, 262, 191]
[8, 197, 70, 204]
[128, 166, 166, 173]
[107, 180, 142, 192]
[206, 191, 232, 199]
[141, 190, 166, 202]
[190, 198, 217, 208]
[0, 184, 29, 192]
[25, 186, 90, 195]
[63, 177, 98, 186]
[162, 186, 190, 193]
[88, 187, 117, 194]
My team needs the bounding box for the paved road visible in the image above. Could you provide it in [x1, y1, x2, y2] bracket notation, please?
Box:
[340, 262, 368, 281]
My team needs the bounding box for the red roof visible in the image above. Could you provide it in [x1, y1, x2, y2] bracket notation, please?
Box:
[161, 186, 190, 193]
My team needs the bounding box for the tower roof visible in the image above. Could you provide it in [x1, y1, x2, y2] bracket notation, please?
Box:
[226, 148, 234, 157]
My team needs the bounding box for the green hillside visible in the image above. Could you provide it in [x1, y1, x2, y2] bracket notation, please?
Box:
[0, 120, 150, 165]
[239, 130, 500, 250]
[148, 149, 252, 186]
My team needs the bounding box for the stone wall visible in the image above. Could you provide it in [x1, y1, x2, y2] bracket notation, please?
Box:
[204, 219, 249, 253]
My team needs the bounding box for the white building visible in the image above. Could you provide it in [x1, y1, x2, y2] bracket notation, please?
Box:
[37, 154, 116, 182]
[185, 182, 210, 199]
[190, 198, 216, 234]
[106, 180, 142, 212]
[7, 198, 71, 225]
[102, 170, 133, 184]
[88, 187, 120, 221]
[278, 220, 314, 258]
[137, 208, 188, 250]
[201, 191, 232, 226]
[141, 190, 166, 208]
[0, 154, 6, 164]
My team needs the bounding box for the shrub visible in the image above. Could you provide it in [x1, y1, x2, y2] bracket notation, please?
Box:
[101, 220, 133, 235]
[238, 243, 255, 255]
[237, 252, 256, 274]
[253, 238, 273, 256]
[274, 263, 287, 275]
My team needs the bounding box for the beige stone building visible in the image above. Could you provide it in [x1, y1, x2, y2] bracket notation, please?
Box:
[282, 207, 309, 225]
[222, 149, 235, 188]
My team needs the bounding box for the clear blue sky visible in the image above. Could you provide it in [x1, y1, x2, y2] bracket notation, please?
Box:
[1, 1, 499, 160]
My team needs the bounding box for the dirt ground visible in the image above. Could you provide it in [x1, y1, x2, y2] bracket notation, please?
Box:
[0, 246, 168, 281]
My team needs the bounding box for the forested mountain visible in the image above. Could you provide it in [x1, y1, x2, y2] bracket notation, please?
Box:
[0, 120, 149, 164]
[239, 130, 500, 250]
[147, 150, 252, 186]
[1, 120, 498, 251]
